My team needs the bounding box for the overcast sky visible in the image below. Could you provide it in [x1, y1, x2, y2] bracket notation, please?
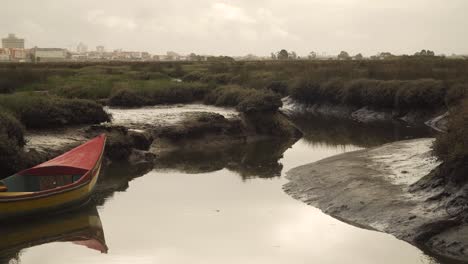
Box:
[1, 0, 467, 56]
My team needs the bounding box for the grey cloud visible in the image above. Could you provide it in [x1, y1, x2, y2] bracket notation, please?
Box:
[1, 0, 467, 56]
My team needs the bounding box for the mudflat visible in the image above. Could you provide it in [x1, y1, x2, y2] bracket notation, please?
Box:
[284, 138, 468, 262]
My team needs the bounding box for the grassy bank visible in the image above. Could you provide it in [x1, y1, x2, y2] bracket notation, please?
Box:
[433, 98, 468, 166]
[0, 93, 110, 129]
[0, 59, 467, 174]
[290, 78, 468, 110]
[0, 112, 26, 175]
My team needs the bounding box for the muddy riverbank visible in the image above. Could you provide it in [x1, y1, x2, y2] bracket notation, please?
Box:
[18, 104, 301, 178]
[284, 138, 468, 262]
[2, 114, 445, 264]
[281, 97, 449, 132]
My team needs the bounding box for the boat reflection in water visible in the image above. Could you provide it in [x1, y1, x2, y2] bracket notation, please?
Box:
[0, 206, 107, 264]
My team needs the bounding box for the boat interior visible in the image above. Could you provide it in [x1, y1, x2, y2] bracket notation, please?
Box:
[0, 173, 83, 193]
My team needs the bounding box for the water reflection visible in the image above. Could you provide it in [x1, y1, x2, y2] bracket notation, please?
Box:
[155, 138, 298, 180]
[291, 114, 434, 148]
[154, 115, 434, 180]
[0, 206, 107, 264]
[2, 115, 445, 264]
[93, 161, 154, 206]
[0, 161, 154, 263]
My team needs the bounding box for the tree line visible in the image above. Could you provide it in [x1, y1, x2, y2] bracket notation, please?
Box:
[270, 49, 447, 61]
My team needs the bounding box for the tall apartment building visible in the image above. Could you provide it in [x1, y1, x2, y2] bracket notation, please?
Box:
[2, 34, 25, 49]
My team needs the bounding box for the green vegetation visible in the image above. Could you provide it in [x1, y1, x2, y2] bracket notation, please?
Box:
[290, 78, 450, 109]
[0, 58, 467, 170]
[433, 98, 468, 164]
[0, 93, 110, 129]
[203, 85, 282, 112]
[108, 81, 210, 107]
[0, 112, 25, 175]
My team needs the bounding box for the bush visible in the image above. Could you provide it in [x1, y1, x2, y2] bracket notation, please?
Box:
[204, 85, 252, 106]
[147, 83, 210, 104]
[203, 85, 282, 113]
[367, 80, 400, 108]
[445, 83, 468, 107]
[0, 68, 72, 93]
[266, 81, 289, 96]
[291, 76, 449, 110]
[0, 111, 25, 146]
[0, 133, 23, 176]
[0, 93, 110, 129]
[395, 79, 446, 109]
[290, 77, 322, 104]
[433, 98, 468, 163]
[182, 71, 204, 82]
[0, 112, 25, 176]
[318, 78, 344, 104]
[108, 82, 211, 107]
[109, 89, 148, 107]
[236, 92, 282, 113]
[340, 79, 368, 106]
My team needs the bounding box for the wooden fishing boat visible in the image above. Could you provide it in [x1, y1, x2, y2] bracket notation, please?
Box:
[0, 134, 106, 220]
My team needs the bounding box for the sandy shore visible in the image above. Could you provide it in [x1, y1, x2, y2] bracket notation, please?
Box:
[284, 138, 468, 262]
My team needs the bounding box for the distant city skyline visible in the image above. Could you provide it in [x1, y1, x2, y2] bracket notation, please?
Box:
[2, 0, 468, 56]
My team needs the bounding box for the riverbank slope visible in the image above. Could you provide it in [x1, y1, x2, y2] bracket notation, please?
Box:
[284, 138, 468, 262]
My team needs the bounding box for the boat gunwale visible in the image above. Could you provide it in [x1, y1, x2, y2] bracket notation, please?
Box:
[0, 135, 106, 201]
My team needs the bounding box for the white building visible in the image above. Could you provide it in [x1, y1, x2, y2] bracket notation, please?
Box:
[0, 48, 9, 62]
[33, 48, 68, 62]
[9, 48, 27, 62]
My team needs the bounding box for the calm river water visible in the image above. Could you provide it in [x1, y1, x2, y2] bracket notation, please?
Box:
[1, 106, 444, 264]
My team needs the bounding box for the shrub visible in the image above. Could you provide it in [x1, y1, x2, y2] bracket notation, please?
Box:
[290, 77, 321, 104]
[445, 83, 468, 107]
[236, 92, 282, 113]
[0, 67, 74, 94]
[266, 81, 289, 96]
[0, 133, 23, 176]
[204, 85, 252, 106]
[0, 93, 110, 129]
[318, 78, 344, 104]
[109, 89, 148, 107]
[148, 83, 210, 104]
[0, 112, 25, 176]
[395, 79, 446, 109]
[108, 82, 211, 107]
[0, 111, 25, 146]
[340, 79, 368, 106]
[182, 71, 204, 82]
[291, 77, 449, 110]
[368, 80, 400, 108]
[433, 98, 468, 163]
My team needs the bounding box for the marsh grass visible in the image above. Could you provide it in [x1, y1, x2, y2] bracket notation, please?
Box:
[1, 60, 468, 166]
[0, 112, 26, 175]
[291, 78, 453, 110]
[0, 93, 110, 128]
[434, 98, 468, 164]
